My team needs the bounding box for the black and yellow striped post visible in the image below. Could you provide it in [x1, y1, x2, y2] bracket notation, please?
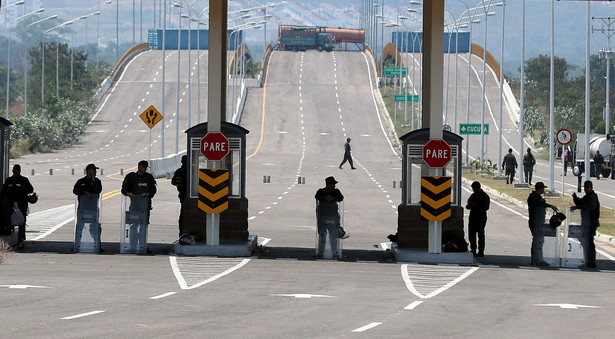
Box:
[420, 176, 451, 221]
[198, 169, 229, 214]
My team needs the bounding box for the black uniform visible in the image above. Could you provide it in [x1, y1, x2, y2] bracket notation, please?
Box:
[523, 152, 536, 185]
[502, 153, 517, 184]
[171, 162, 187, 236]
[527, 190, 554, 265]
[73, 176, 103, 210]
[573, 191, 600, 268]
[0, 174, 34, 242]
[465, 189, 490, 255]
[121, 171, 157, 224]
[339, 141, 355, 169]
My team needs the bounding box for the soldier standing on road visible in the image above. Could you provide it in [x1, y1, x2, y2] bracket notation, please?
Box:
[527, 182, 558, 266]
[338, 138, 356, 170]
[171, 155, 187, 237]
[315, 176, 349, 259]
[121, 160, 157, 224]
[0, 164, 34, 248]
[73, 164, 103, 211]
[465, 181, 490, 257]
[523, 148, 536, 186]
[571, 180, 600, 268]
[593, 150, 604, 180]
[502, 148, 517, 185]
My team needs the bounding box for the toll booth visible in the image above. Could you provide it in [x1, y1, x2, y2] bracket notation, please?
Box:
[0, 117, 13, 191]
[397, 128, 464, 249]
[182, 122, 249, 243]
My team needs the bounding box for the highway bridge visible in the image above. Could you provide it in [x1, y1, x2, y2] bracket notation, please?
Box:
[3, 44, 615, 336]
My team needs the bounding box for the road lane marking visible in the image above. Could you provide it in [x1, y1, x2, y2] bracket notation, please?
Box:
[270, 294, 335, 299]
[404, 300, 424, 310]
[401, 264, 479, 299]
[61, 310, 105, 320]
[352, 322, 382, 333]
[534, 303, 601, 309]
[150, 292, 177, 299]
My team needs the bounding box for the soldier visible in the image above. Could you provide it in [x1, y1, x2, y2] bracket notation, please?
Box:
[571, 180, 600, 268]
[0, 164, 34, 248]
[465, 181, 490, 257]
[502, 148, 518, 185]
[523, 148, 536, 186]
[171, 155, 188, 237]
[527, 182, 558, 266]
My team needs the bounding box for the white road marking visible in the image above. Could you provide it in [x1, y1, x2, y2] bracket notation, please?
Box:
[352, 322, 382, 333]
[28, 204, 75, 240]
[534, 303, 601, 309]
[169, 256, 250, 290]
[150, 292, 177, 299]
[0, 284, 51, 289]
[61, 310, 105, 320]
[404, 300, 424, 310]
[270, 294, 335, 299]
[401, 264, 479, 299]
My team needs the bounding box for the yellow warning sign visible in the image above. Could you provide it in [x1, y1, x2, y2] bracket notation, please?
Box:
[140, 105, 163, 129]
[420, 176, 452, 221]
[198, 169, 229, 214]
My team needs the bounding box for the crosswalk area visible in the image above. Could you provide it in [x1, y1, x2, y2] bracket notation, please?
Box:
[27, 204, 75, 241]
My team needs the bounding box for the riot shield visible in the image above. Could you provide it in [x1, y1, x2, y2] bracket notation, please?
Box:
[315, 200, 344, 259]
[73, 194, 102, 253]
[120, 195, 149, 254]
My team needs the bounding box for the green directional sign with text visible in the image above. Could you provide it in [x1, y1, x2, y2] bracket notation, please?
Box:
[385, 67, 408, 76]
[394, 95, 420, 102]
[459, 123, 489, 135]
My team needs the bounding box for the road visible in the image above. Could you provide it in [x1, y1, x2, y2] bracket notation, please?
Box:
[1, 49, 615, 337]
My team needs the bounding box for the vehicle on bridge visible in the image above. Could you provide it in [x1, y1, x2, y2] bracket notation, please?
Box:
[278, 25, 336, 52]
[573, 133, 613, 178]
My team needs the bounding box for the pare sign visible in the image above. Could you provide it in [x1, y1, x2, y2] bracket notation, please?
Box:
[422, 139, 452, 168]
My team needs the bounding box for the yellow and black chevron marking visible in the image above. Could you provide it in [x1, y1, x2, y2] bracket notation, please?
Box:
[420, 176, 452, 221]
[198, 169, 229, 214]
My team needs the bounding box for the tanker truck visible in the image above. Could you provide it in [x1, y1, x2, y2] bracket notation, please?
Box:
[278, 25, 335, 52]
[572, 133, 614, 178]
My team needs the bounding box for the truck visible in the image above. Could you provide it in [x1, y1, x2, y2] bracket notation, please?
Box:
[278, 25, 336, 52]
[572, 133, 613, 178]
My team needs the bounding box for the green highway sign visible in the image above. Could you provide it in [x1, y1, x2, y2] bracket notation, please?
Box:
[385, 67, 408, 76]
[459, 123, 489, 135]
[394, 95, 420, 102]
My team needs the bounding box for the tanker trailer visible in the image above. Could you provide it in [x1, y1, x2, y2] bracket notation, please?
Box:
[572, 133, 613, 178]
[278, 25, 335, 52]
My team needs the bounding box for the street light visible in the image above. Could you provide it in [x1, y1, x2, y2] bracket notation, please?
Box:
[177, 0, 199, 129]
[96, 1, 113, 67]
[2, 0, 26, 118]
[43, 20, 75, 106]
[24, 14, 58, 117]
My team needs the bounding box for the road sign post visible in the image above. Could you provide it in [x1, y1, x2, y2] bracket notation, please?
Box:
[422, 139, 452, 168]
[459, 123, 489, 135]
[394, 94, 420, 102]
[140, 105, 163, 161]
[200, 132, 229, 246]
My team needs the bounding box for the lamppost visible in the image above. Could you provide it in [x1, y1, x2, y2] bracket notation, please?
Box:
[43, 19, 75, 106]
[495, 0, 506, 178]
[96, 1, 113, 68]
[24, 14, 58, 117]
[2, 0, 27, 118]
[191, 7, 209, 124]
[177, 0, 199, 129]
[594, 17, 615, 136]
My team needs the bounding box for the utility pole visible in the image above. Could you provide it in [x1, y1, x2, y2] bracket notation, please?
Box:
[593, 16, 615, 135]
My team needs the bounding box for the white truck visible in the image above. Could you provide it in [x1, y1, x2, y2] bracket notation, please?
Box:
[573, 133, 613, 178]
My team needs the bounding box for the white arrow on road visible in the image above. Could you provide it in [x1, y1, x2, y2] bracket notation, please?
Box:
[270, 294, 336, 299]
[534, 303, 601, 309]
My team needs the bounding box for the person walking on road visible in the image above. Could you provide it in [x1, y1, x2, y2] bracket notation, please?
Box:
[171, 155, 188, 237]
[593, 150, 604, 180]
[502, 148, 518, 185]
[523, 148, 536, 186]
[0, 164, 34, 248]
[527, 182, 558, 266]
[465, 181, 490, 257]
[571, 180, 600, 268]
[339, 138, 356, 170]
[563, 148, 570, 176]
[315, 176, 349, 259]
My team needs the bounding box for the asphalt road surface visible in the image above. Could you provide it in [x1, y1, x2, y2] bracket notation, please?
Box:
[1, 49, 615, 337]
